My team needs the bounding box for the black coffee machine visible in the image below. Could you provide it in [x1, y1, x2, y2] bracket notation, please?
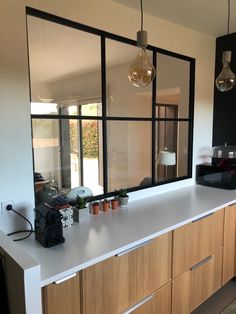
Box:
[35, 203, 65, 248]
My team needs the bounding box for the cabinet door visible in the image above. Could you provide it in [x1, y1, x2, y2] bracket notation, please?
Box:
[82, 233, 172, 314]
[172, 250, 223, 314]
[42, 273, 80, 314]
[130, 283, 171, 314]
[190, 249, 222, 311]
[223, 204, 236, 284]
[173, 209, 224, 277]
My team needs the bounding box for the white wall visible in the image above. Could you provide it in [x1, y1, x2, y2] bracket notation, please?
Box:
[0, 0, 215, 233]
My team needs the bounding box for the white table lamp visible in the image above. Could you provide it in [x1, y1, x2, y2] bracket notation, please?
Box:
[159, 149, 176, 179]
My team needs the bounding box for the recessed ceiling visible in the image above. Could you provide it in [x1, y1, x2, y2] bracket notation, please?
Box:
[113, 0, 236, 37]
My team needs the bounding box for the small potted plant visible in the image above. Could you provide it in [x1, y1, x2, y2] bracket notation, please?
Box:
[118, 188, 129, 207]
[92, 201, 100, 215]
[73, 195, 90, 223]
[111, 196, 119, 210]
[101, 199, 110, 212]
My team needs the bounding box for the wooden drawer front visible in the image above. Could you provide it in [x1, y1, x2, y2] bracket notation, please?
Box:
[190, 249, 222, 311]
[127, 283, 171, 314]
[172, 250, 223, 314]
[42, 273, 80, 314]
[173, 209, 224, 277]
[82, 233, 172, 314]
[223, 205, 236, 284]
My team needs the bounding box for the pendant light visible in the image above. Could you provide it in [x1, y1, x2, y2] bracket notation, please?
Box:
[215, 0, 236, 92]
[128, 0, 156, 87]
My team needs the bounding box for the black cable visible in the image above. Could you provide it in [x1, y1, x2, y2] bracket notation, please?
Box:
[6, 205, 34, 241]
[140, 0, 143, 31]
[227, 0, 230, 35]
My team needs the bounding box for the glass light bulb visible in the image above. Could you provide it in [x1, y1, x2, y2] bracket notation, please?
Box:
[216, 51, 236, 92]
[128, 48, 156, 87]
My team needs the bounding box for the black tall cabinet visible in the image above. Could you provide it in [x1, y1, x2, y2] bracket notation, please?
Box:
[213, 33, 236, 146]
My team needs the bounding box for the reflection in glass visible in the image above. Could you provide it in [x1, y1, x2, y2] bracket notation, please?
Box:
[106, 39, 152, 118]
[107, 121, 152, 191]
[156, 121, 189, 182]
[32, 118, 103, 201]
[156, 53, 190, 119]
[27, 15, 101, 115]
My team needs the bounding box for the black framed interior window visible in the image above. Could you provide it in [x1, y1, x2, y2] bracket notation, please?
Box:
[27, 7, 195, 202]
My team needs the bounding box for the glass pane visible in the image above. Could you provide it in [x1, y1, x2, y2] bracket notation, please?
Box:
[156, 53, 190, 118]
[106, 39, 152, 117]
[32, 118, 103, 205]
[156, 121, 189, 182]
[107, 121, 152, 191]
[27, 15, 101, 116]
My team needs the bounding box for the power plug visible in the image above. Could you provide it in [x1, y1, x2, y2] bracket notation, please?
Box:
[1, 200, 15, 215]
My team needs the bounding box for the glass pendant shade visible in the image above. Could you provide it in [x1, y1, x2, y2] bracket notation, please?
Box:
[216, 51, 236, 92]
[128, 48, 155, 87]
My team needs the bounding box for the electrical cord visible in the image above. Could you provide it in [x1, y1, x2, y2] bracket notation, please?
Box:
[6, 205, 34, 241]
[140, 0, 143, 31]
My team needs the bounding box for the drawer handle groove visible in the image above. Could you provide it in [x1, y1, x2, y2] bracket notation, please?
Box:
[191, 212, 213, 223]
[122, 294, 154, 314]
[190, 256, 212, 271]
[54, 273, 77, 284]
[116, 240, 152, 257]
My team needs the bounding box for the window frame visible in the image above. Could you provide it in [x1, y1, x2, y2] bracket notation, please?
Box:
[27, 7, 195, 200]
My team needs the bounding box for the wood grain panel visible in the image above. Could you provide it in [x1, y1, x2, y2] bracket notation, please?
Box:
[42, 273, 80, 314]
[133, 283, 171, 314]
[81, 233, 172, 314]
[191, 209, 224, 267]
[143, 232, 172, 295]
[173, 209, 224, 278]
[222, 205, 236, 284]
[190, 249, 223, 312]
[172, 271, 190, 314]
[173, 223, 191, 277]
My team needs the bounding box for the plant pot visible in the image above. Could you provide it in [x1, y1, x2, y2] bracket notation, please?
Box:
[102, 201, 110, 212]
[119, 196, 129, 208]
[92, 204, 100, 215]
[111, 199, 119, 210]
[73, 207, 90, 223]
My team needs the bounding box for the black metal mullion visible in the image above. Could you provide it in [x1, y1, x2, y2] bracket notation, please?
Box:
[187, 59, 196, 177]
[32, 114, 190, 122]
[101, 36, 108, 194]
[151, 52, 157, 185]
[78, 106, 84, 186]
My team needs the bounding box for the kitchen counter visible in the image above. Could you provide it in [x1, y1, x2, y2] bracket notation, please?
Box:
[13, 184, 236, 287]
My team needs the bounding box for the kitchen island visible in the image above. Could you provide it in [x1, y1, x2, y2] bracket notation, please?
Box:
[2, 184, 236, 313]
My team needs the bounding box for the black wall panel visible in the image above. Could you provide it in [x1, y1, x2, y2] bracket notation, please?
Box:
[213, 33, 236, 146]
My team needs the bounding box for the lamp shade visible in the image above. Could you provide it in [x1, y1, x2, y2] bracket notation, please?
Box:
[159, 150, 176, 166]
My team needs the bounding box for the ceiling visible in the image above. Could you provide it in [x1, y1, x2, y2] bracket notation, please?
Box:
[114, 0, 236, 37]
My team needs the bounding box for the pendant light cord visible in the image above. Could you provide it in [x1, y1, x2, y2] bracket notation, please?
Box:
[227, 0, 230, 34]
[140, 0, 143, 31]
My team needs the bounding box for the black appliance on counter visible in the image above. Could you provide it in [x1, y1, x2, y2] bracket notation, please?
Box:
[196, 144, 236, 190]
[35, 203, 65, 248]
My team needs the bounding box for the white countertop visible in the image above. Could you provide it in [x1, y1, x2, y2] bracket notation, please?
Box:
[13, 185, 236, 287]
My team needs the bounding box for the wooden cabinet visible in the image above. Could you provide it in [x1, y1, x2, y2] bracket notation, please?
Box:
[42, 273, 80, 314]
[172, 249, 223, 314]
[223, 204, 236, 284]
[130, 283, 171, 314]
[42, 206, 234, 314]
[173, 209, 224, 277]
[81, 233, 172, 314]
